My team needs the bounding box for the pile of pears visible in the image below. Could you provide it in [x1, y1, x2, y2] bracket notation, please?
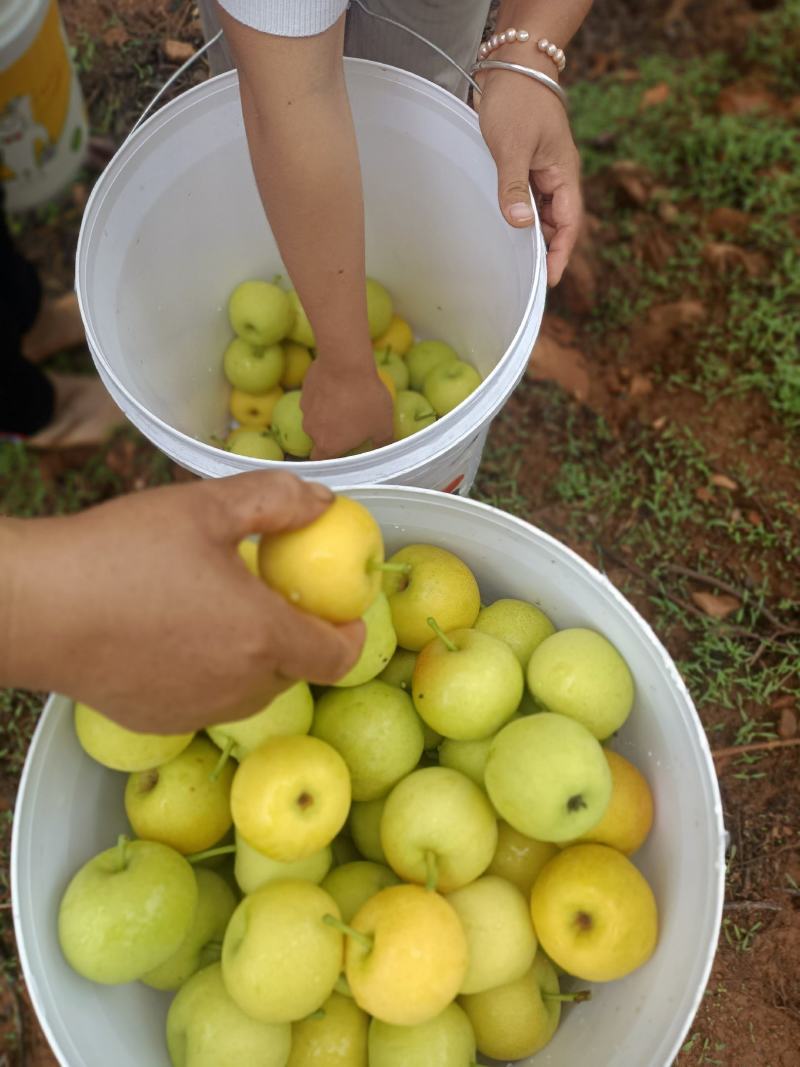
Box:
[216, 277, 483, 461]
[58, 498, 658, 1067]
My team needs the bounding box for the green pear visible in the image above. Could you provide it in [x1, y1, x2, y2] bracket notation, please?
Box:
[142, 868, 237, 991]
[393, 390, 436, 439]
[380, 767, 497, 892]
[271, 390, 313, 458]
[485, 713, 612, 842]
[58, 838, 197, 984]
[374, 348, 409, 391]
[423, 360, 482, 416]
[349, 797, 388, 864]
[166, 962, 291, 1067]
[460, 951, 562, 1061]
[366, 278, 393, 339]
[322, 861, 400, 923]
[413, 627, 523, 741]
[527, 628, 635, 739]
[288, 991, 368, 1066]
[223, 339, 284, 394]
[207, 682, 313, 764]
[286, 290, 315, 348]
[475, 598, 555, 668]
[228, 280, 292, 348]
[235, 830, 332, 894]
[368, 1002, 476, 1067]
[334, 593, 398, 688]
[222, 880, 343, 1023]
[406, 340, 459, 391]
[312, 681, 424, 801]
[378, 648, 417, 691]
[447, 875, 537, 994]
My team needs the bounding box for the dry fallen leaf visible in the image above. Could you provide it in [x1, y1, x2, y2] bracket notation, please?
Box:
[707, 206, 751, 237]
[710, 473, 738, 491]
[695, 487, 714, 504]
[702, 242, 769, 278]
[610, 160, 652, 206]
[164, 39, 195, 63]
[103, 25, 129, 47]
[658, 201, 681, 225]
[640, 82, 670, 109]
[663, 0, 691, 25]
[690, 591, 741, 619]
[717, 84, 781, 116]
[778, 707, 798, 739]
[528, 319, 590, 402]
[628, 373, 653, 399]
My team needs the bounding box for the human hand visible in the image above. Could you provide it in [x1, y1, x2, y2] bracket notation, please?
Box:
[477, 68, 582, 286]
[1, 473, 364, 733]
[302, 356, 394, 460]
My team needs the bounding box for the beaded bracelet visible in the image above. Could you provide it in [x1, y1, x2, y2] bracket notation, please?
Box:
[478, 28, 567, 74]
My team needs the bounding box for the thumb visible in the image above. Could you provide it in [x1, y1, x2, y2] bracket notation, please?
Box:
[207, 471, 334, 543]
[495, 150, 535, 227]
[271, 602, 366, 685]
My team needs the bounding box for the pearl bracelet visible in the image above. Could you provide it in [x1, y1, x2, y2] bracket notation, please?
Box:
[478, 28, 566, 74]
[537, 38, 567, 73]
[478, 27, 530, 59]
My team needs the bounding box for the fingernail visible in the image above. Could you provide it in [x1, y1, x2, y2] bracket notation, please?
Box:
[309, 482, 334, 502]
[509, 202, 534, 223]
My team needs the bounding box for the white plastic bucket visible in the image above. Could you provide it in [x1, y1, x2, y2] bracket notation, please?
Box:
[12, 487, 725, 1067]
[76, 62, 546, 494]
[0, 0, 88, 211]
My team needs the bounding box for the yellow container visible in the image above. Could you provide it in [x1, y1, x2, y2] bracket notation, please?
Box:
[0, 0, 88, 211]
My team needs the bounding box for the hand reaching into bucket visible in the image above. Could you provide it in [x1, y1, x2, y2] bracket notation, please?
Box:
[302, 356, 394, 460]
[0, 473, 364, 733]
[216, 6, 393, 457]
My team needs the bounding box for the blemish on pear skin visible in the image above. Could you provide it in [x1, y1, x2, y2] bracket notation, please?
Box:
[138, 769, 159, 795]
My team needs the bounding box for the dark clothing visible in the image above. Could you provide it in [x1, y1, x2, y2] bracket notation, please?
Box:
[0, 186, 55, 435]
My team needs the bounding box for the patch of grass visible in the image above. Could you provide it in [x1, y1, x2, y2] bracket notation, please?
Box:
[744, 0, 800, 95]
[0, 690, 43, 781]
[680, 1032, 728, 1065]
[722, 917, 763, 952]
[0, 429, 175, 519]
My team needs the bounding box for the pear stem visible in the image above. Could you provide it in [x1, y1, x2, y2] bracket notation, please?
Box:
[369, 560, 412, 575]
[544, 990, 592, 1003]
[116, 834, 130, 872]
[424, 850, 438, 892]
[186, 844, 237, 865]
[427, 617, 457, 652]
[209, 738, 235, 782]
[323, 914, 374, 953]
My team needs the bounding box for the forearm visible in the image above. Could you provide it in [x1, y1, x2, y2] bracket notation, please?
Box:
[216, 7, 371, 371]
[0, 516, 86, 695]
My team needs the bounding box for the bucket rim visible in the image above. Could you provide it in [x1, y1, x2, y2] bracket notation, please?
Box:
[75, 60, 545, 478]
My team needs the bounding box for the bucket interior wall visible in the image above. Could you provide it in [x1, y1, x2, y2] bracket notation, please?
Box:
[84, 65, 533, 444]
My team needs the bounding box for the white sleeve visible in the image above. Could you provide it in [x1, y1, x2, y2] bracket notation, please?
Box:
[217, 0, 350, 37]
